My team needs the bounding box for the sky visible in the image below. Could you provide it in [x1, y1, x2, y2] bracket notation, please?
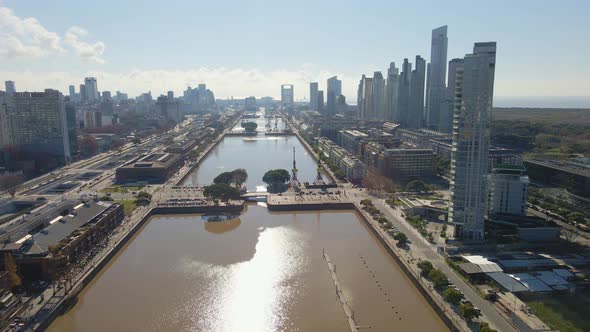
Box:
[1, 0, 589, 107]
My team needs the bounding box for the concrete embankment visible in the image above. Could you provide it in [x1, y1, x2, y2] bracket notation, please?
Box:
[267, 201, 354, 212]
[352, 204, 462, 332]
[151, 204, 244, 215]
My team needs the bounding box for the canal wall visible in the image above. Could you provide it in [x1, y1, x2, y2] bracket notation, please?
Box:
[151, 204, 244, 215]
[352, 204, 462, 332]
[36, 208, 155, 331]
[267, 201, 354, 212]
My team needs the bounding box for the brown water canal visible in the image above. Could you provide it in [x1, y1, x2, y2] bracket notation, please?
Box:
[48, 113, 447, 332]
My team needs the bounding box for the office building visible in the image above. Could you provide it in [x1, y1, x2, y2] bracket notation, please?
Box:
[385, 62, 399, 122]
[396, 59, 412, 125]
[363, 142, 434, 181]
[244, 96, 257, 112]
[326, 76, 342, 115]
[84, 77, 99, 102]
[487, 164, 529, 217]
[358, 75, 373, 120]
[338, 129, 368, 155]
[102, 91, 112, 101]
[68, 85, 76, 99]
[116, 153, 185, 183]
[281, 84, 294, 105]
[317, 138, 366, 181]
[1, 89, 70, 163]
[4, 81, 15, 95]
[167, 91, 174, 100]
[425, 25, 449, 130]
[372, 72, 386, 121]
[65, 101, 79, 157]
[309, 82, 319, 111]
[449, 42, 497, 241]
[317, 90, 324, 113]
[79, 84, 87, 102]
[408, 55, 426, 128]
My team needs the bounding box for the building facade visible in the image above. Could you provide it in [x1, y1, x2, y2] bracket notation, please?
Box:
[309, 82, 318, 111]
[449, 42, 497, 241]
[487, 165, 529, 217]
[281, 84, 294, 106]
[425, 25, 448, 130]
[326, 76, 342, 115]
[408, 55, 426, 128]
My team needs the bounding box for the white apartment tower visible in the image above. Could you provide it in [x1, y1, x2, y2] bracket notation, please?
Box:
[449, 42, 497, 241]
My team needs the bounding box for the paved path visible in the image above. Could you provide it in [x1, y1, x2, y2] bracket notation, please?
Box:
[370, 197, 519, 332]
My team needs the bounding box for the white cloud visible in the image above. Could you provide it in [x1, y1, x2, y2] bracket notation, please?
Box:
[0, 6, 104, 63]
[64, 26, 105, 64]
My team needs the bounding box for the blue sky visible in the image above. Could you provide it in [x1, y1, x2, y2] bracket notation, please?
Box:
[1, 0, 589, 105]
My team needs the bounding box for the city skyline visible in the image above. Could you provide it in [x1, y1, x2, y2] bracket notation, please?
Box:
[1, 1, 590, 106]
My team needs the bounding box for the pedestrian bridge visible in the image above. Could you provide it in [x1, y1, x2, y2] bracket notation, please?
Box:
[240, 191, 270, 199]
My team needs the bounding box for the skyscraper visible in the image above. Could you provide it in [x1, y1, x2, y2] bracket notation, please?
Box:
[317, 90, 324, 113]
[309, 82, 319, 111]
[5, 81, 16, 95]
[84, 77, 99, 102]
[79, 84, 87, 102]
[69, 85, 76, 98]
[326, 76, 342, 115]
[396, 59, 412, 125]
[358, 75, 373, 121]
[372, 72, 386, 121]
[449, 42, 497, 241]
[408, 55, 426, 128]
[425, 25, 448, 130]
[2, 89, 71, 163]
[385, 62, 399, 122]
[167, 91, 174, 100]
[440, 58, 464, 133]
[281, 84, 294, 105]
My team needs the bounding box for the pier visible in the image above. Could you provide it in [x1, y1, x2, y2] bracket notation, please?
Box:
[323, 250, 360, 332]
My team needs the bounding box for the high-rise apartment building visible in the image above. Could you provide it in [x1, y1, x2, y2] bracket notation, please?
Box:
[5, 81, 16, 95]
[372, 72, 386, 121]
[1, 89, 71, 163]
[281, 84, 294, 105]
[326, 76, 342, 115]
[309, 82, 318, 111]
[440, 58, 464, 133]
[408, 55, 426, 128]
[84, 77, 99, 102]
[385, 62, 399, 122]
[425, 25, 448, 130]
[358, 75, 373, 121]
[449, 42, 497, 241]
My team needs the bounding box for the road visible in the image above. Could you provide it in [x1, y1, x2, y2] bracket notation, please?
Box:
[366, 196, 519, 332]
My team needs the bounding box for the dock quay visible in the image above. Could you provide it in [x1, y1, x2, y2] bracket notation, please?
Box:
[266, 192, 354, 211]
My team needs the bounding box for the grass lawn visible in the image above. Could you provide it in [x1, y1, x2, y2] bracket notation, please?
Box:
[100, 185, 144, 194]
[527, 293, 590, 332]
[117, 200, 137, 216]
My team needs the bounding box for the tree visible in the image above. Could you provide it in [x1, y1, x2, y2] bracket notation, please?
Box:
[417, 260, 434, 275]
[428, 268, 449, 289]
[4, 253, 21, 290]
[213, 172, 235, 185]
[241, 121, 258, 132]
[405, 180, 428, 192]
[231, 169, 248, 188]
[360, 199, 373, 207]
[568, 211, 586, 223]
[460, 303, 481, 321]
[262, 169, 290, 192]
[0, 174, 24, 197]
[99, 196, 114, 201]
[203, 183, 241, 200]
[131, 137, 142, 144]
[479, 322, 497, 332]
[393, 232, 408, 245]
[136, 191, 152, 200]
[443, 287, 462, 305]
[111, 137, 125, 151]
[79, 135, 99, 156]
